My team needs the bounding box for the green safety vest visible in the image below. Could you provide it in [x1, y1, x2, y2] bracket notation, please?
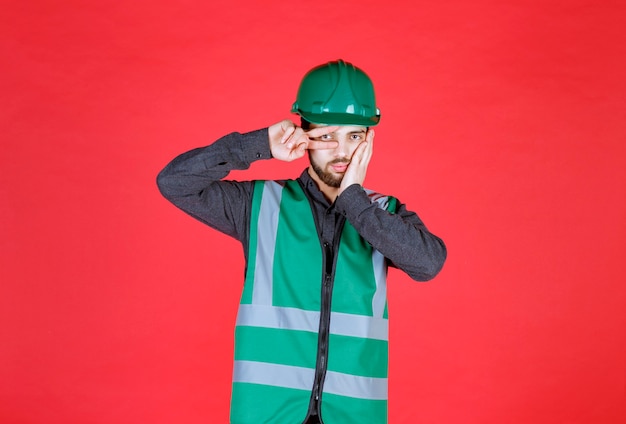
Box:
[230, 180, 397, 424]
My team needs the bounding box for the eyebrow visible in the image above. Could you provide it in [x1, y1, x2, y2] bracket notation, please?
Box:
[312, 129, 366, 139]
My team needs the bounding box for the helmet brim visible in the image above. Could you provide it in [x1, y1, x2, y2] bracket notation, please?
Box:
[294, 110, 380, 127]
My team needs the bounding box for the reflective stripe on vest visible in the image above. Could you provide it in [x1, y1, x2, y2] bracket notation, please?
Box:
[230, 180, 396, 424]
[233, 360, 388, 400]
[236, 304, 389, 340]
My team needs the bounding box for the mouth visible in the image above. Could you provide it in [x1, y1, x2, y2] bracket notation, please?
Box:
[330, 163, 349, 173]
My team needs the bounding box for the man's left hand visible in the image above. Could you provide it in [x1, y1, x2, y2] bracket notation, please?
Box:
[338, 129, 375, 195]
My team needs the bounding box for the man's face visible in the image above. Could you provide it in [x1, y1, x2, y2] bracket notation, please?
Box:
[307, 124, 368, 188]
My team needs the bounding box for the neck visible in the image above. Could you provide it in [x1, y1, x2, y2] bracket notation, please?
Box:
[307, 166, 339, 203]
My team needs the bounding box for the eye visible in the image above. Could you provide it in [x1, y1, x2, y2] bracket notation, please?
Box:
[320, 134, 334, 141]
[350, 133, 365, 141]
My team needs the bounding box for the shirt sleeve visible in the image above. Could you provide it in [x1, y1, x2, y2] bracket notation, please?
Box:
[334, 184, 447, 282]
[156, 128, 271, 242]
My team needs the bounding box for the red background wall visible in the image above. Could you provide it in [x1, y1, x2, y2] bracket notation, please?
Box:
[1, 1, 625, 423]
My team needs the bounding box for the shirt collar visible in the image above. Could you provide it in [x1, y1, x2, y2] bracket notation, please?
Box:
[297, 168, 332, 207]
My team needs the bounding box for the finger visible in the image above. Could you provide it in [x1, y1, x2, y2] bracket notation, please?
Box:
[307, 140, 339, 150]
[280, 125, 296, 144]
[363, 129, 375, 162]
[288, 127, 308, 148]
[306, 125, 339, 138]
[291, 142, 307, 159]
[358, 142, 372, 167]
[353, 140, 369, 164]
[284, 128, 303, 148]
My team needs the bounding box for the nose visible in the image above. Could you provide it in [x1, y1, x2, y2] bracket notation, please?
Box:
[334, 139, 350, 159]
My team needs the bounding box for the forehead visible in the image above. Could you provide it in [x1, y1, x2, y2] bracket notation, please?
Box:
[310, 124, 367, 135]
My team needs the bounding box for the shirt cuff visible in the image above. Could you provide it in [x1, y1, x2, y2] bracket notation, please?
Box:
[241, 128, 272, 163]
[335, 184, 372, 218]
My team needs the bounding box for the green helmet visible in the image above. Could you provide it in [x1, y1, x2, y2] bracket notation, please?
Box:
[291, 60, 381, 126]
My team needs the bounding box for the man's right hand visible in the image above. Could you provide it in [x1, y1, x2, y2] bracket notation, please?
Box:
[268, 120, 339, 162]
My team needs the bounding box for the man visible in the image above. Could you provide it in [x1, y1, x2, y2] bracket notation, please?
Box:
[157, 60, 446, 424]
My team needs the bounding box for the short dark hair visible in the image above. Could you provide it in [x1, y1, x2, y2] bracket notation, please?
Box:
[300, 118, 368, 131]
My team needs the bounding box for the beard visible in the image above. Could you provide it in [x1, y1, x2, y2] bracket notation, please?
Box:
[309, 154, 349, 188]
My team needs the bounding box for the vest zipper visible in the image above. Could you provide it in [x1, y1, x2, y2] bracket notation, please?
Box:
[297, 180, 345, 424]
[303, 240, 336, 424]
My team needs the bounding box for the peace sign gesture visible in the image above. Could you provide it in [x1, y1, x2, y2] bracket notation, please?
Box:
[268, 120, 338, 162]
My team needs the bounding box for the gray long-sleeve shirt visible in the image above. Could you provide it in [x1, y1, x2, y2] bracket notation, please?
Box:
[156, 128, 446, 281]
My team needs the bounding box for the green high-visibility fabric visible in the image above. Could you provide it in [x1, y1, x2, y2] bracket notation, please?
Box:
[231, 180, 395, 424]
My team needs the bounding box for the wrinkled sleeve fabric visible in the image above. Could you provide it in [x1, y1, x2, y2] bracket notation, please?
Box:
[156, 128, 270, 243]
[334, 184, 447, 282]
